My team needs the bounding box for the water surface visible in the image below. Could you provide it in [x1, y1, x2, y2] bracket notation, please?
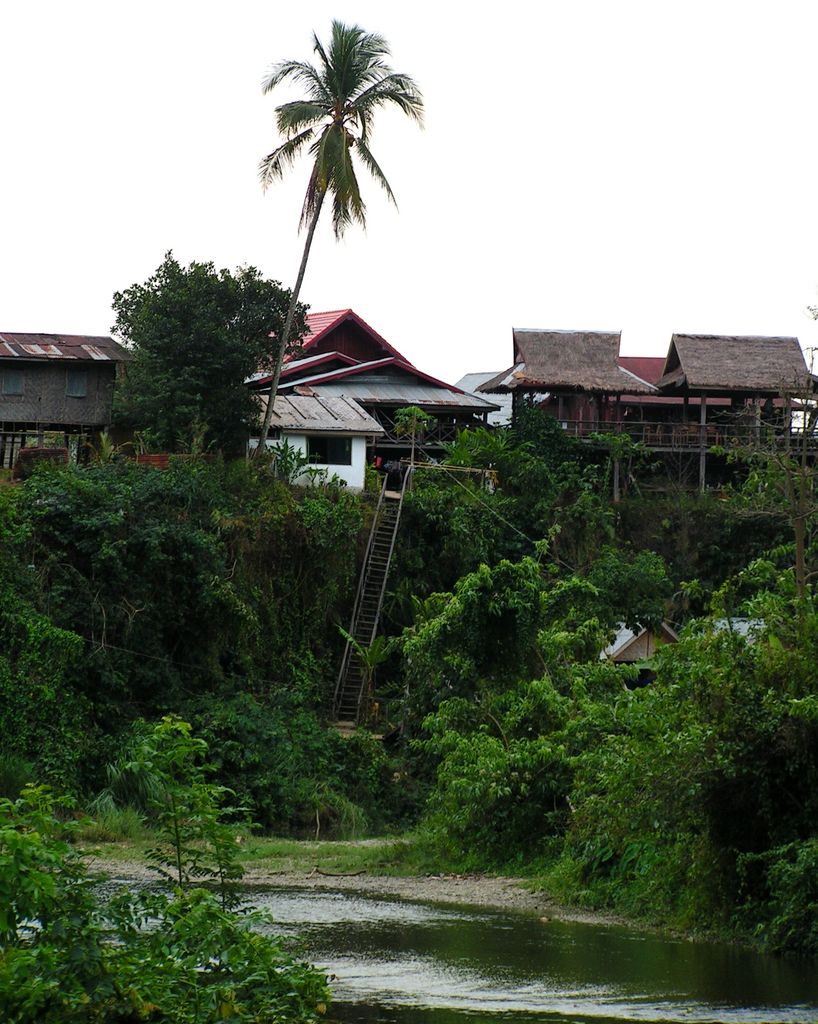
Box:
[249, 887, 818, 1024]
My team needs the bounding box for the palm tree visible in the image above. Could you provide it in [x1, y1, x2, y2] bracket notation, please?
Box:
[255, 20, 424, 453]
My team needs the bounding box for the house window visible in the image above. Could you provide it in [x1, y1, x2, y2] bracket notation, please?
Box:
[66, 369, 88, 398]
[307, 435, 352, 465]
[1, 370, 24, 396]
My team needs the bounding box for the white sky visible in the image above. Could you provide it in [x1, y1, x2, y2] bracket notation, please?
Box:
[2, 0, 818, 382]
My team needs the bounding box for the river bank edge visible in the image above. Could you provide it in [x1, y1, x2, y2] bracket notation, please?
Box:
[85, 854, 678, 936]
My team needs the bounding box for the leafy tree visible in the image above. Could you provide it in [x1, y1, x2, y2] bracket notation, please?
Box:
[402, 557, 548, 717]
[586, 547, 672, 632]
[442, 426, 522, 473]
[722, 400, 818, 602]
[414, 572, 624, 867]
[2, 458, 368, 828]
[394, 405, 434, 468]
[562, 572, 818, 948]
[125, 717, 245, 907]
[113, 252, 303, 454]
[0, 772, 330, 1022]
[256, 20, 424, 449]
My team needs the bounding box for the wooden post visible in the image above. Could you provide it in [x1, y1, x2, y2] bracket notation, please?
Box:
[699, 393, 707, 491]
[784, 395, 792, 453]
[613, 394, 622, 503]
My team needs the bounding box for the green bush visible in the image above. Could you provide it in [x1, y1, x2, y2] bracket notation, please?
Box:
[0, 724, 331, 1023]
[0, 753, 34, 801]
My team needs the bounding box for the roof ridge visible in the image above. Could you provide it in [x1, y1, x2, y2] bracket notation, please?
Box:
[513, 327, 621, 335]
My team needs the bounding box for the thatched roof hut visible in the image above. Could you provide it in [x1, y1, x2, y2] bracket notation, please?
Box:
[479, 329, 655, 395]
[657, 334, 811, 395]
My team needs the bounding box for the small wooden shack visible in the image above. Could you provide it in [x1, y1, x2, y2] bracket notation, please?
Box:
[602, 621, 679, 685]
[0, 332, 131, 468]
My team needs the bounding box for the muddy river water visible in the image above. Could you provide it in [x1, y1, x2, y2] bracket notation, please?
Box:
[248, 887, 818, 1024]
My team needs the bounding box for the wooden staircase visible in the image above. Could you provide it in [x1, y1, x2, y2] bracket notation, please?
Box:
[333, 471, 410, 725]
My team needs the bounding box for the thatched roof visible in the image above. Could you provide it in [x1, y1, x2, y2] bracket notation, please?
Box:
[479, 329, 656, 395]
[658, 334, 810, 394]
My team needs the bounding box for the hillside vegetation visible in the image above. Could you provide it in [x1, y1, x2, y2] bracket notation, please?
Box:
[2, 421, 817, 957]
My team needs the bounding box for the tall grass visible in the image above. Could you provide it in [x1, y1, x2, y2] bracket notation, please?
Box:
[78, 805, 147, 843]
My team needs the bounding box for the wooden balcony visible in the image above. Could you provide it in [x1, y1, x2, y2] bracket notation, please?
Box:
[557, 418, 818, 453]
[374, 420, 466, 448]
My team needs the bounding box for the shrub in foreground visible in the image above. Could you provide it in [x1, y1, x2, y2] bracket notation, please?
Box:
[0, 721, 330, 1023]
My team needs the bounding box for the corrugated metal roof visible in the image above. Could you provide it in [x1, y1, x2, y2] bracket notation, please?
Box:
[281, 351, 357, 375]
[275, 356, 498, 410]
[0, 333, 131, 362]
[296, 379, 498, 410]
[455, 373, 513, 424]
[618, 356, 666, 385]
[256, 395, 384, 434]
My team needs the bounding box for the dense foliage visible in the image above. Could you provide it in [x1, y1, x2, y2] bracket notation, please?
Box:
[2, 409, 817, 957]
[0, 459, 397, 833]
[408, 550, 818, 954]
[113, 253, 306, 454]
[0, 721, 330, 1023]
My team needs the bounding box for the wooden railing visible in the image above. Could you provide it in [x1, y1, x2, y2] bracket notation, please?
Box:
[375, 421, 463, 447]
[557, 419, 818, 452]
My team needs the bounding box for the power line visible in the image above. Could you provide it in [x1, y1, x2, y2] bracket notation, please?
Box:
[413, 461, 541, 552]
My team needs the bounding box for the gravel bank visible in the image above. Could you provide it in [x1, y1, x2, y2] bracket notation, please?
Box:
[87, 857, 629, 928]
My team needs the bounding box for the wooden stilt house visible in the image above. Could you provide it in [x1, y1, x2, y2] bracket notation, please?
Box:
[479, 328, 815, 489]
[478, 328, 656, 430]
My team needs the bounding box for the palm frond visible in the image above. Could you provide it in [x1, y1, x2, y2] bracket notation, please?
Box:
[262, 59, 331, 104]
[354, 138, 397, 207]
[351, 72, 424, 125]
[275, 100, 329, 135]
[325, 21, 393, 104]
[261, 21, 422, 235]
[259, 128, 314, 189]
[319, 125, 364, 237]
[311, 30, 331, 73]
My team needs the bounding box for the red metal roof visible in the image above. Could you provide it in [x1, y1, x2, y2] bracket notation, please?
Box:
[280, 351, 358, 378]
[617, 356, 666, 385]
[255, 310, 498, 411]
[277, 357, 469, 394]
[304, 309, 352, 339]
[0, 332, 130, 362]
[299, 309, 413, 364]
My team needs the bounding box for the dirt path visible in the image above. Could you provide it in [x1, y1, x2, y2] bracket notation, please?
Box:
[87, 857, 630, 928]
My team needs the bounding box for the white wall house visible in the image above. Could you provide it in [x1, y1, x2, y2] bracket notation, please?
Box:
[250, 395, 383, 491]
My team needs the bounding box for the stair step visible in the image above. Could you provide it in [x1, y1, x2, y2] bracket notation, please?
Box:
[336, 482, 408, 724]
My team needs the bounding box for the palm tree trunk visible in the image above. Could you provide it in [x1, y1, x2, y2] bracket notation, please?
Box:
[254, 189, 326, 454]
